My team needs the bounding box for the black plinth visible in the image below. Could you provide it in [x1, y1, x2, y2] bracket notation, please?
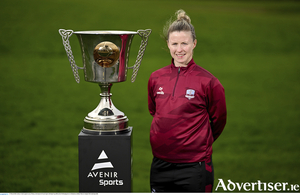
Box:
[78, 127, 132, 192]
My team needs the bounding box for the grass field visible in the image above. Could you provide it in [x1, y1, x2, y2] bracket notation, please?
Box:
[0, 0, 300, 192]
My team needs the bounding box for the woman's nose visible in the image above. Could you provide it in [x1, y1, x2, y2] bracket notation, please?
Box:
[176, 45, 183, 52]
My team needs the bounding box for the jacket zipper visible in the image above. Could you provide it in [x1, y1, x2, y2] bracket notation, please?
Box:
[172, 67, 180, 97]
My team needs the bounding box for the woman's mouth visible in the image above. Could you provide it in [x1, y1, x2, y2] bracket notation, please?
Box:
[176, 54, 185, 58]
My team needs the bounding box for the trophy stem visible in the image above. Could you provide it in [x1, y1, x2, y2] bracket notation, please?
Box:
[82, 83, 129, 135]
[98, 83, 113, 115]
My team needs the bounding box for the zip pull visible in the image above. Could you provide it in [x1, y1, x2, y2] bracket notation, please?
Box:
[172, 67, 181, 97]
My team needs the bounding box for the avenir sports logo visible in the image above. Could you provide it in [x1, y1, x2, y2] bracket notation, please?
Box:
[91, 150, 114, 171]
[87, 150, 124, 186]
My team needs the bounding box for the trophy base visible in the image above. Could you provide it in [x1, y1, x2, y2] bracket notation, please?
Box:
[81, 128, 130, 135]
[82, 127, 130, 135]
[81, 83, 131, 135]
[82, 115, 129, 135]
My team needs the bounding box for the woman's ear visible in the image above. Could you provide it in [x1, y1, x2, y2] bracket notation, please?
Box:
[167, 40, 170, 50]
[193, 39, 197, 49]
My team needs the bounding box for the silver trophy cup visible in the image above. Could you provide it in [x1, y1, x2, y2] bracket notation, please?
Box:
[59, 29, 151, 135]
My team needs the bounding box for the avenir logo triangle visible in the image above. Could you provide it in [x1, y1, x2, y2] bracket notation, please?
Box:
[91, 150, 114, 171]
[98, 150, 108, 159]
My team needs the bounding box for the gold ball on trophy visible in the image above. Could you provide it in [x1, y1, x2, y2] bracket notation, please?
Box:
[93, 41, 120, 68]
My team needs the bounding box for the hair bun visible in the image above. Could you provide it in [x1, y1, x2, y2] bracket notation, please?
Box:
[163, 9, 196, 41]
[176, 9, 191, 23]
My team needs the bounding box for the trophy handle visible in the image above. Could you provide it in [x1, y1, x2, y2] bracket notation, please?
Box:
[128, 29, 152, 82]
[58, 29, 84, 83]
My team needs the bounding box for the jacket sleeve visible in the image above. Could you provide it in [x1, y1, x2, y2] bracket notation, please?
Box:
[207, 78, 227, 141]
[148, 74, 156, 116]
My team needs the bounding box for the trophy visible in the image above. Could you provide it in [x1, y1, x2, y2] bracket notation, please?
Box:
[59, 29, 151, 135]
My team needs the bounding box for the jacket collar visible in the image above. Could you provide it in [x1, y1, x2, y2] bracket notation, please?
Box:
[171, 58, 196, 72]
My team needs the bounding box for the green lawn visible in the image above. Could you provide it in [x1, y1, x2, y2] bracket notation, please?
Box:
[0, 0, 299, 192]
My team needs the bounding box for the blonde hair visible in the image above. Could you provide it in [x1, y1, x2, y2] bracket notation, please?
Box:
[163, 10, 196, 41]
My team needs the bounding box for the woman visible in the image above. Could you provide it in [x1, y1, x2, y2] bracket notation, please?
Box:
[148, 10, 227, 192]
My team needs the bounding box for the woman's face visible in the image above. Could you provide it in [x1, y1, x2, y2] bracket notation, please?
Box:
[167, 31, 197, 67]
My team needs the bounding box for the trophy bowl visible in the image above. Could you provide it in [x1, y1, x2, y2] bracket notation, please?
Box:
[59, 29, 151, 135]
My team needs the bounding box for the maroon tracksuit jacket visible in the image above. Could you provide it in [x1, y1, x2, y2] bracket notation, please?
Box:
[148, 58, 227, 164]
